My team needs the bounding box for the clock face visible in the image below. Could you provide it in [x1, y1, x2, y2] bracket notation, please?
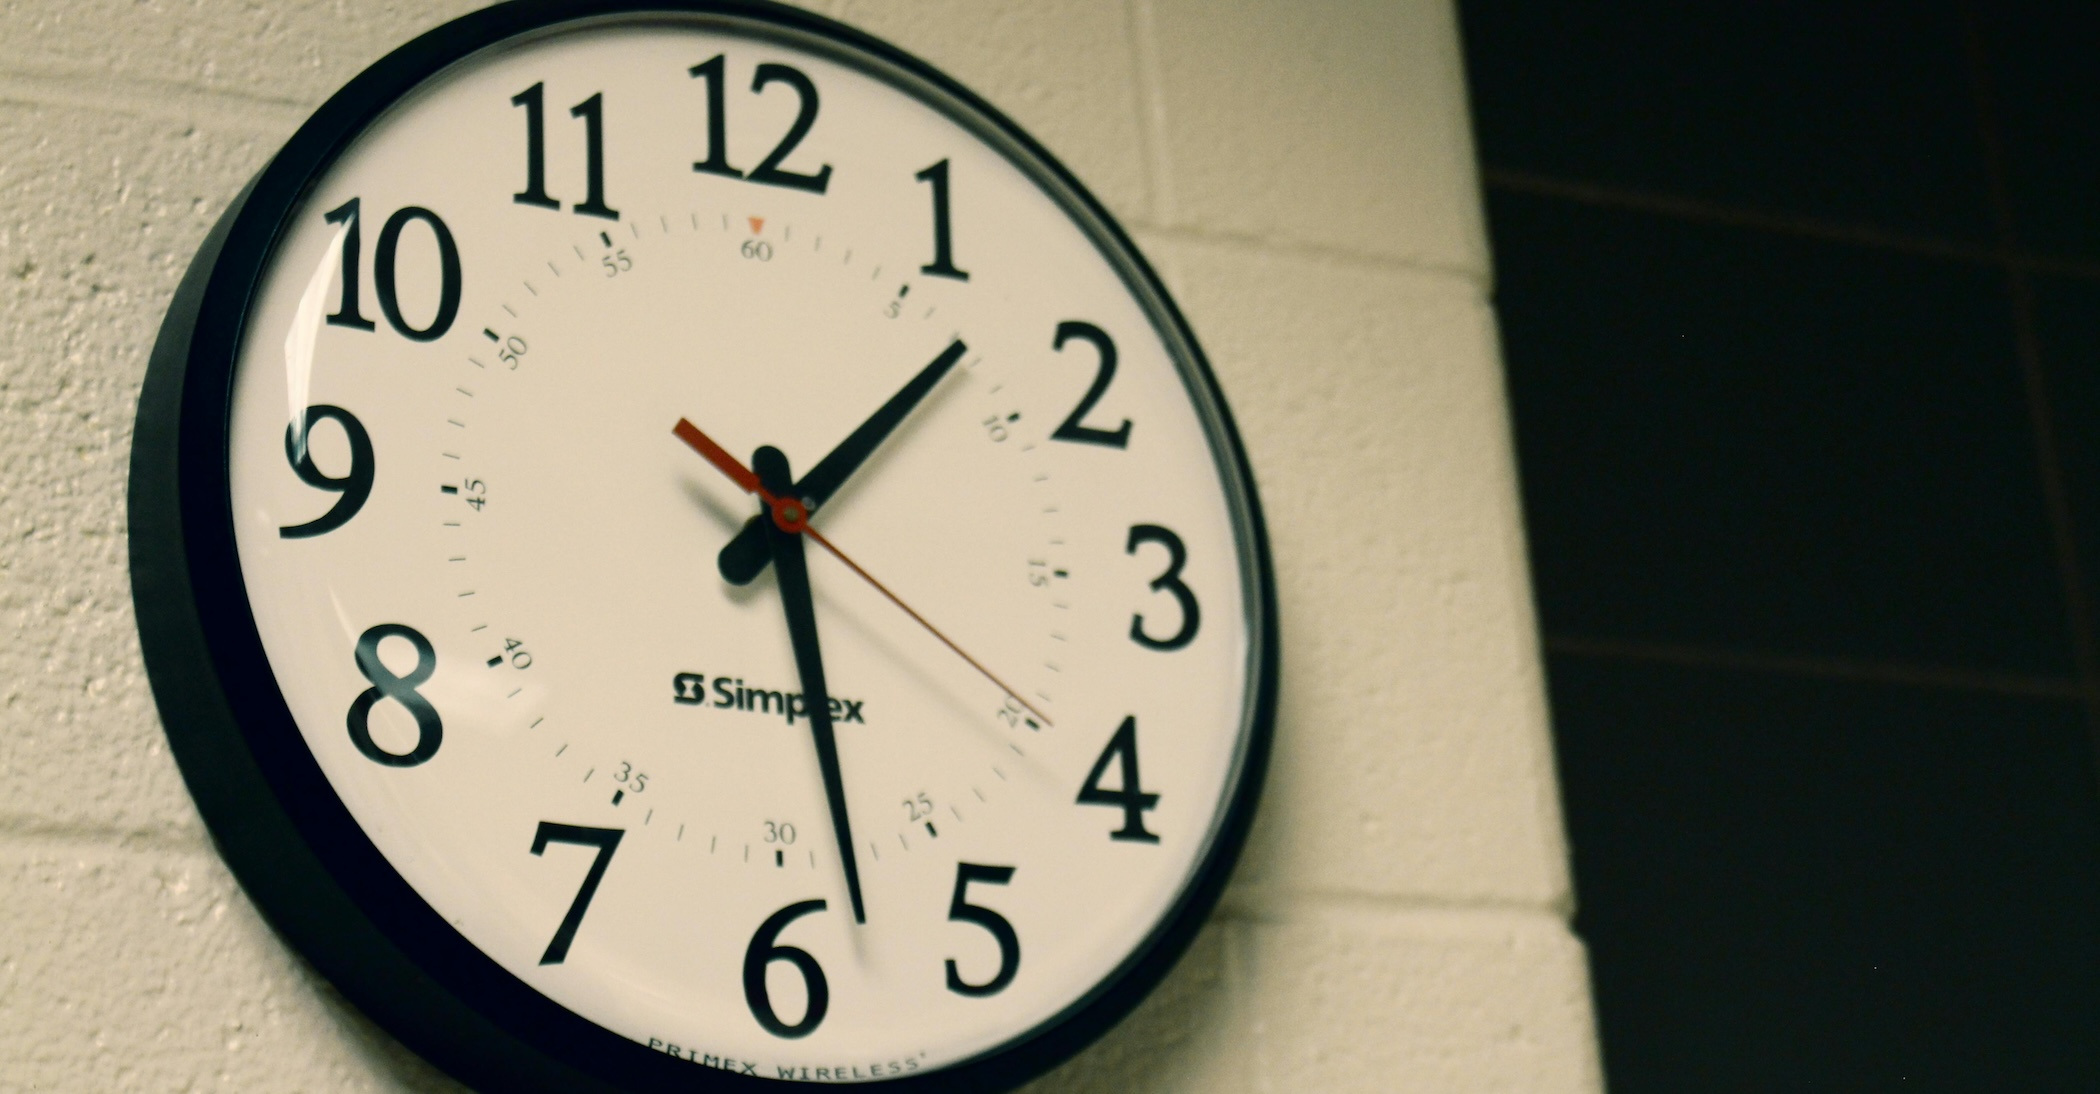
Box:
[143, 3, 1272, 1090]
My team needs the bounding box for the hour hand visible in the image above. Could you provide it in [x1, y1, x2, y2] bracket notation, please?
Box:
[718, 338, 965, 585]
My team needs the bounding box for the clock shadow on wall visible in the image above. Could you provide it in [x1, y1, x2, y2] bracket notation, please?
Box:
[1461, 1, 2100, 1089]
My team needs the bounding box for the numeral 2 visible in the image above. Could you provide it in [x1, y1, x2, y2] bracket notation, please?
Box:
[1049, 321, 1131, 448]
[512, 82, 618, 220]
[690, 55, 832, 193]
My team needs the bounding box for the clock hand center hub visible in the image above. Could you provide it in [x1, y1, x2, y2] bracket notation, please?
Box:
[771, 495, 809, 534]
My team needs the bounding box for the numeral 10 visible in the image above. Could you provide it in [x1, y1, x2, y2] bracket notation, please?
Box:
[322, 198, 461, 342]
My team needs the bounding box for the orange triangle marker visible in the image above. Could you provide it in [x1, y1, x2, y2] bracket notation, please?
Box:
[748, 216, 764, 235]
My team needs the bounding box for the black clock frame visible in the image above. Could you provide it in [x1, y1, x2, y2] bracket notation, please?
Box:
[128, 2, 1278, 1090]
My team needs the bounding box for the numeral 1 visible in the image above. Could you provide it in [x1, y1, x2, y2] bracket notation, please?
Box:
[690, 55, 742, 179]
[568, 92, 618, 219]
[513, 82, 620, 220]
[510, 83, 559, 209]
[915, 159, 969, 281]
[323, 197, 375, 330]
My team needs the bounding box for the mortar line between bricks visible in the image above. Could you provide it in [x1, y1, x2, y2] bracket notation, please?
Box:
[1484, 166, 2100, 283]
[1124, 0, 1177, 226]
[1957, 2, 2100, 799]
[0, 69, 309, 130]
[1546, 633, 2085, 700]
[1219, 887, 1577, 921]
[0, 813, 212, 855]
[1130, 222, 1491, 287]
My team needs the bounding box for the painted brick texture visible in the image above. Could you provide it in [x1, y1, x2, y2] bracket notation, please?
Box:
[0, 1, 1600, 1090]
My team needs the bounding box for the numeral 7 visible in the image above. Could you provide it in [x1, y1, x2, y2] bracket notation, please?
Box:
[530, 822, 623, 965]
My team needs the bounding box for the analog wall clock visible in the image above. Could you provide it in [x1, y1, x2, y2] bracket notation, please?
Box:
[128, 1, 1276, 1089]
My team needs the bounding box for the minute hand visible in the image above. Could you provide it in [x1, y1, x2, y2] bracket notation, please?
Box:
[718, 338, 966, 585]
[755, 445, 867, 925]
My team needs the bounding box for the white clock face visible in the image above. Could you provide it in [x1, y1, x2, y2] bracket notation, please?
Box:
[218, 12, 1263, 1083]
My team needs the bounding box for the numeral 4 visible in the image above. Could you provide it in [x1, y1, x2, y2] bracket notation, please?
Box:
[1077, 716, 1160, 842]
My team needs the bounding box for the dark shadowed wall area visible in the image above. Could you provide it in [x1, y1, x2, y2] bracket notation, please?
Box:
[1460, 3, 2100, 1088]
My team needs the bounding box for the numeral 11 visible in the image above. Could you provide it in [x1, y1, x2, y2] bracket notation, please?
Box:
[512, 82, 619, 220]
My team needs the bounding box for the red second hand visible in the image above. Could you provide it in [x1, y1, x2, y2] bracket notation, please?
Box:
[674, 418, 1054, 728]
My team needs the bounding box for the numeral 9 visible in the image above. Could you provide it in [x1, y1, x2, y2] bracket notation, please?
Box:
[279, 405, 374, 538]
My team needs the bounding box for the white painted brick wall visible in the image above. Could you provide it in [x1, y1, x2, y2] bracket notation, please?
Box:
[0, 1, 1602, 1090]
